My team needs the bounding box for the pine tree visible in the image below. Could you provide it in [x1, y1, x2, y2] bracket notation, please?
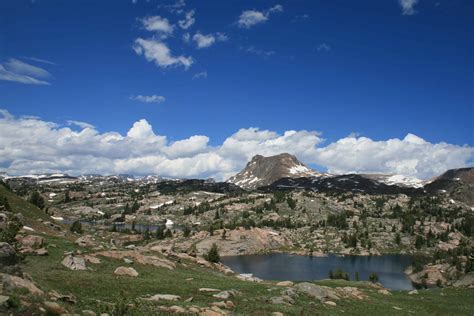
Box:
[204, 243, 220, 263]
[64, 191, 71, 203]
[155, 228, 164, 240]
[369, 272, 379, 283]
[183, 226, 191, 237]
[28, 191, 45, 209]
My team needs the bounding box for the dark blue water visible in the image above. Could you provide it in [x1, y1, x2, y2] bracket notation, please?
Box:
[61, 219, 182, 232]
[221, 253, 414, 290]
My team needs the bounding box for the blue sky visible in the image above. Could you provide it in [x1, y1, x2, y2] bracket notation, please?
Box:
[0, 0, 473, 179]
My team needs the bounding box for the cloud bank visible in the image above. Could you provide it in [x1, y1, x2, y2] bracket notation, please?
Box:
[0, 110, 472, 180]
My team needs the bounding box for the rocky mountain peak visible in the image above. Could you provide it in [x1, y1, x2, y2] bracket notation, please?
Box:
[227, 153, 322, 190]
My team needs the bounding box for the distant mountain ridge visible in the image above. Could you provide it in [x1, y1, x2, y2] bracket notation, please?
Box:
[226, 154, 473, 198]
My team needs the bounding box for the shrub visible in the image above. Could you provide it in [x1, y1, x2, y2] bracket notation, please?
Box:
[0, 214, 22, 243]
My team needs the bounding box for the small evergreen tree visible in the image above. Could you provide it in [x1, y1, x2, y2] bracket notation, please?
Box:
[155, 228, 164, 240]
[70, 220, 83, 234]
[0, 196, 11, 212]
[204, 243, 220, 263]
[395, 232, 401, 245]
[64, 191, 71, 203]
[183, 226, 191, 237]
[164, 229, 172, 238]
[0, 214, 22, 243]
[28, 191, 45, 209]
[369, 272, 379, 283]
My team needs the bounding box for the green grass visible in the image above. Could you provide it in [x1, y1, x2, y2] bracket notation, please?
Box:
[19, 234, 474, 315]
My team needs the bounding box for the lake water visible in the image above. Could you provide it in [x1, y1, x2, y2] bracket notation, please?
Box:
[61, 218, 182, 232]
[221, 253, 414, 290]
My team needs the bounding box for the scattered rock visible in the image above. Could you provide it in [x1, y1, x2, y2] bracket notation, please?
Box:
[185, 296, 193, 302]
[392, 306, 402, 310]
[199, 288, 221, 292]
[0, 273, 44, 295]
[82, 310, 97, 316]
[271, 313, 284, 316]
[0, 295, 10, 307]
[75, 235, 97, 247]
[335, 287, 366, 300]
[49, 290, 77, 304]
[276, 281, 294, 287]
[408, 289, 419, 295]
[146, 294, 181, 301]
[236, 273, 262, 282]
[169, 305, 186, 313]
[84, 255, 101, 264]
[452, 273, 474, 288]
[35, 248, 48, 256]
[114, 266, 138, 277]
[95, 250, 175, 270]
[213, 291, 231, 299]
[19, 235, 44, 249]
[44, 301, 67, 314]
[211, 301, 228, 308]
[324, 301, 337, 307]
[123, 258, 134, 264]
[378, 289, 391, 296]
[0, 242, 17, 266]
[269, 295, 294, 305]
[62, 254, 87, 271]
[295, 282, 339, 302]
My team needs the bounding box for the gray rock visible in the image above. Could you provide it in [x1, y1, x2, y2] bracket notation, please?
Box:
[146, 294, 181, 301]
[213, 291, 230, 299]
[295, 282, 339, 301]
[61, 254, 87, 271]
[0, 242, 17, 266]
[452, 273, 474, 288]
[269, 295, 294, 305]
[0, 295, 10, 307]
[114, 266, 138, 277]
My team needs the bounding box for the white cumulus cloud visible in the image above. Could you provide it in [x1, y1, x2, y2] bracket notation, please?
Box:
[192, 32, 228, 49]
[178, 10, 195, 29]
[130, 95, 166, 103]
[141, 16, 174, 38]
[238, 4, 283, 29]
[133, 38, 193, 69]
[0, 109, 472, 180]
[399, 0, 418, 15]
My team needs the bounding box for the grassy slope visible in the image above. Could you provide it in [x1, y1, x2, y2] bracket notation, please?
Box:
[20, 235, 474, 316]
[0, 184, 65, 235]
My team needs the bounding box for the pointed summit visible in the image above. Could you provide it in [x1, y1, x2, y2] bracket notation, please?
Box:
[227, 153, 322, 189]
